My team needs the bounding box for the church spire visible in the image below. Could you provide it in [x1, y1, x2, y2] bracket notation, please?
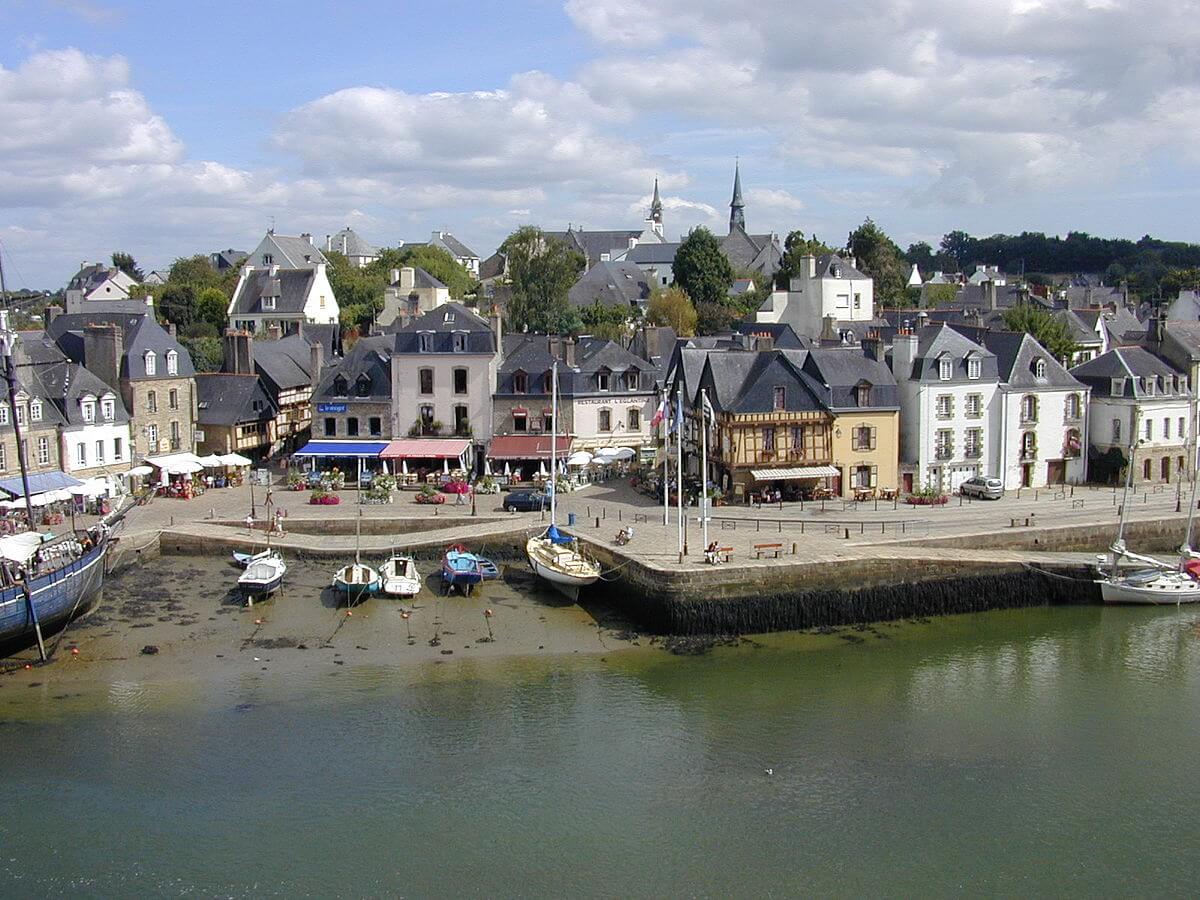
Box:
[646, 176, 664, 238]
[729, 159, 745, 232]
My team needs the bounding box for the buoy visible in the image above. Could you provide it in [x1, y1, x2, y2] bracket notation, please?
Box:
[401, 612, 410, 620]
[346, 610, 353, 617]
[24, 663, 31, 669]
[71, 647, 79, 656]
[254, 618, 263, 625]
[484, 608, 493, 617]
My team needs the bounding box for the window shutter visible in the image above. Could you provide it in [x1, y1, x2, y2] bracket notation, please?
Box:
[870, 426, 877, 451]
[870, 466, 878, 487]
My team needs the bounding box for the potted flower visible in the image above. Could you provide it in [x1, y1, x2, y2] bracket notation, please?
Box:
[415, 484, 445, 504]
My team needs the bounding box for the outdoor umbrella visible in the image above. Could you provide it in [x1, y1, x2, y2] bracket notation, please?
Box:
[612, 447, 636, 461]
[566, 451, 593, 467]
[197, 454, 224, 467]
[219, 453, 253, 467]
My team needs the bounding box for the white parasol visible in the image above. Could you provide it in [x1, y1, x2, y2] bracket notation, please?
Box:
[566, 451, 593, 467]
[218, 453, 253, 467]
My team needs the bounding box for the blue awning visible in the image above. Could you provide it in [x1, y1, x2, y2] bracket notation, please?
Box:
[0, 471, 84, 499]
[293, 440, 389, 458]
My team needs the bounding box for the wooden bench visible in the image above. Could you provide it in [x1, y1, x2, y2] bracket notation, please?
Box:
[753, 542, 784, 559]
[706, 546, 734, 564]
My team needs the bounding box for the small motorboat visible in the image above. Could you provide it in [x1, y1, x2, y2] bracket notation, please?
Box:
[442, 543, 483, 594]
[479, 557, 500, 580]
[380, 554, 421, 598]
[238, 551, 286, 600]
[233, 549, 273, 567]
[332, 562, 381, 602]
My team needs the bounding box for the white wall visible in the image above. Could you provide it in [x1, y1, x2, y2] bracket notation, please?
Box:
[759, 263, 875, 338]
[915, 381, 999, 490]
[392, 354, 497, 442]
[61, 421, 134, 474]
[1089, 396, 1191, 451]
[993, 387, 1089, 489]
[301, 264, 339, 325]
[570, 395, 656, 449]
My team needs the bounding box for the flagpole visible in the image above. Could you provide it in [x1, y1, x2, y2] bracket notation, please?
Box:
[661, 388, 669, 526]
[700, 388, 709, 552]
[676, 385, 684, 561]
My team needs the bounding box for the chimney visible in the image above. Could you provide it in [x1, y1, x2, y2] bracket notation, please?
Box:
[1149, 310, 1165, 348]
[223, 328, 255, 375]
[548, 334, 562, 362]
[167, 322, 177, 339]
[821, 314, 838, 342]
[325, 234, 332, 251]
[400, 267, 415, 291]
[862, 332, 881, 360]
[849, 256, 858, 270]
[267, 322, 282, 341]
[489, 307, 503, 352]
[83, 324, 122, 391]
[46, 305, 63, 325]
[740, 332, 753, 351]
[390, 268, 400, 285]
[892, 332, 918, 382]
[308, 336, 324, 380]
[301, 233, 312, 245]
[985, 280, 998, 311]
[803, 255, 816, 279]
[565, 336, 577, 367]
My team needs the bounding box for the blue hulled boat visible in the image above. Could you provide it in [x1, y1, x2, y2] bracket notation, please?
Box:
[442, 543, 483, 593]
[0, 527, 109, 651]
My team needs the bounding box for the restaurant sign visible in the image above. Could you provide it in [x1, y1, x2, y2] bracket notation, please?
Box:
[317, 403, 348, 413]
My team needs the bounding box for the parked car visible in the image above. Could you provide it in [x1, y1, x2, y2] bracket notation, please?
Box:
[503, 490, 549, 512]
[960, 476, 1004, 500]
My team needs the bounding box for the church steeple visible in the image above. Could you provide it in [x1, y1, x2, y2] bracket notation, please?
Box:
[729, 160, 745, 232]
[648, 177, 664, 237]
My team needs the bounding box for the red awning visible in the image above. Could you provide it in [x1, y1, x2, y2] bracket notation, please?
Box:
[380, 439, 471, 460]
[487, 435, 572, 460]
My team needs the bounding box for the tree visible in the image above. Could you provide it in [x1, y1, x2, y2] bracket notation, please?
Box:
[369, 245, 478, 300]
[111, 251, 144, 282]
[695, 301, 737, 335]
[646, 286, 698, 336]
[923, 283, 958, 306]
[499, 226, 586, 334]
[1001, 304, 1078, 363]
[579, 301, 633, 341]
[196, 287, 228, 331]
[847, 218, 907, 304]
[180, 336, 223, 373]
[158, 283, 197, 328]
[168, 255, 223, 291]
[776, 230, 832, 287]
[673, 227, 734, 306]
[939, 230, 974, 269]
[326, 251, 388, 326]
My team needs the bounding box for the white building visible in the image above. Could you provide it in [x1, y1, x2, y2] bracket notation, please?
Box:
[228, 264, 339, 334]
[1071, 347, 1192, 485]
[891, 324, 1001, 493]
[324, 227, 379, 268]
[378, 267, 451, 327]
[64, 263, 148, 315]
[756, 253, 874, 340]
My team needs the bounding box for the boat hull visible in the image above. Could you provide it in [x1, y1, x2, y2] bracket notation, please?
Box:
[0, 537, 107, 651]
[239, 573, 284, 597]
[381, 557, 421, 597]
[333, 565, 381, 602]
[526, 535, 601, 602]
[1099, 576, 1200, 605]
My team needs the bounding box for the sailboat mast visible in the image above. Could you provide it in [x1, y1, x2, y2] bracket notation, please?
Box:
[1184, 391, 1200, 556]
[1114, 410, 1139, 553]
[550, 359, 558, 526]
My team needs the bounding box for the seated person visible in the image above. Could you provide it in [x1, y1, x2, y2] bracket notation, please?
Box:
[704, 541, 720, 564]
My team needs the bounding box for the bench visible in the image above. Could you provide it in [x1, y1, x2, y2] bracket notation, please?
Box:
[706, 546, 734, 564]
[754, 542, 784, 559]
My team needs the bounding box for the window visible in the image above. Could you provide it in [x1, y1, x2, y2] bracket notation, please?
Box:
[1145, 418, 1153, 440]
[454, 405, 469, 435]
[37, 436, 49, 466]
[419, 405, 435, 434]
[147, 390, 157, 413]
[113, 437, 123, 461]
[419, 333, 433, 352]
[147, 424, 158, 452]
[853, 293, 862, 310]
[625, 371, 639, 391]
[0, 404, 7, 425]
[15, 404, 26, 426]
[936, 395, 953, 419]
[0, 444, 5, 471]
[965, 393, 983, 418]
[853, 464, 876, 488]
[852, 425, 875, 451]
[1065, 394, 1081, 419]
[170, 420, 180, 450]
[76, 442, 87, 467]
[1033, 359, 1046, 379]
[513, 371, 528, 394]
[169, 389, 179, 410]
[262, 296, 276, 310]
[1111, 377, 1126, 396]
[790, 425, 806, 456]
[542, 414, 553, 433]
[628, 408, 641, 431]
[856, 383, 872, 406]
[938, 358, 952, 381]
[101, 398, 115, 421]
[543, 372, 554, 394]
[773, 387, 786, 411]
[1113, 418, 1121, 443]
[80, 399, 94, 422]
[1144, 459, 1152, 480]
[319, 295, 326, 309]
[419, 368, 434, 395]
[1164, 418, 1171, 440]
[1021, 395, 1037, 423]
[1064, 428, 1082, 458]
[347, 418, 359, 437]
[763, 426, 776, 451]
[599, 409, 612, 431]
[166, 351, 178, 375]
[332, 376, 348, 396]
[325, 418, 336, 436]
[935, 429, 953, 459]
[452, 333, 467, 352]
[967, 357, 981, 380]
[262, 253, 273, 265]
[453, 368, 468, 395]
[965, 428, 984, 458]
[597, 371, 610, 391]
[95, 440, 105, 464]
[513, 411, 528, 432]
[1021, 431, 1037, 460]
[144, 351, 156, 376]
[1180, 417, 1187, 441]
[355, 375, 371, 398]
[369, 417, 382, 436]
[30, 399, 42, 422]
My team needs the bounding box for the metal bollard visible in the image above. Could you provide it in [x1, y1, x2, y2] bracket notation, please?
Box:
[595, 517, 600, 528]
[843, 528, 850, 540]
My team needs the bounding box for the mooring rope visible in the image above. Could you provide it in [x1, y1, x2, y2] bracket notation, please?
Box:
[1019, 562, 1097, 582]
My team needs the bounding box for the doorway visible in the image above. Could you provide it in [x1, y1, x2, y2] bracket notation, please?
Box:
[1162, 457, 1171, 482]
[1021, 464, 1033, 488]
[1046, 460, 1066, 485]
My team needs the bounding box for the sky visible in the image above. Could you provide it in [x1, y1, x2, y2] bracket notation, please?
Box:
[1, 0, 1199, 288]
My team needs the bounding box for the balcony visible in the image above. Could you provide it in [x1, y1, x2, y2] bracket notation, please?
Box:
[935, 447, 954, 461]
[1020, 447, 1037, 462]
[964, 446, 983, 459]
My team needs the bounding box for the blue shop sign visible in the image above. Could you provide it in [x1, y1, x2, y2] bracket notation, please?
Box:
[317, 403, 347, 413]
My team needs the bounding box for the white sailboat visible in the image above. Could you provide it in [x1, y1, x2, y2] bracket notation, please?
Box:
[1099, 410, 1200, 604]
[380, 553, 421, 598]
[526, 359, 601, 601]
[333, 510, 380, 602]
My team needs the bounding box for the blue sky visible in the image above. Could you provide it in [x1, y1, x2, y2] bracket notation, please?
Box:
[2, 0, 1198, 287]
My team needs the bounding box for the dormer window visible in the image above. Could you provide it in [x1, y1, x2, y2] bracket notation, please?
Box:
[967, 357, 981, 380]
[1111, 377, 1125, 396]
[773, 386, 786, 410]
[0, 403, 8, 425]
[452, 333, 468, 352]
[1033, 358, 1046, 379]
[166, 350, 178, 375]
[80, 399, 94, 423]
[625, 370, 639, 391]
[333, 375, 348, 396]
[356, 375, 372, 397]
[262, 253, 273, 265]
[513, 371, 528, 394]
[262, 296, 276, 310]
[542, 372, 554, 394]
[30, 399, 43, 422]
[938, 358, 952, 381]
[419, 333, 433, 352]
[144, 350, 156, 376]
[101, 397, 115, 421]
[1145, 377, 1155, 397]
[856, 382, 872, 406]
[596, 369, 610, 391]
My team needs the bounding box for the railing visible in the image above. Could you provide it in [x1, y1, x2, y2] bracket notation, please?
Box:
[935, 448, 954, 460]
[1020, 448, 1037, 461]
[964, 447, 983, 459]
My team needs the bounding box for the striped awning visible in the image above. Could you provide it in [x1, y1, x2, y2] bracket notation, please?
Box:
[750, 466, 839, 481]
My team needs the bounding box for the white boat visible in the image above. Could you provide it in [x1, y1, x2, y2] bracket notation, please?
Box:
[525, 359, 601, 601]
[380, 554, 421, 597]
[1099, 410, 1200, 605]
[238, 551, 286, 600]
[233, 549, 273, 567]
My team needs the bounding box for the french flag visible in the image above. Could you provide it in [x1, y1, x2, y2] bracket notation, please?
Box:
[650, 394, 669, 428]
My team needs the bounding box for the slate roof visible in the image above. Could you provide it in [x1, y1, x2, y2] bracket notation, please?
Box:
[496, 335, 658, 397]
[1063, 285, 1125, 309]
[428, 231, 478, 260]
[256, 233, 328, 268]
[720, 227, 782, 275]
[479, 252, 507, 281]
[326, 227, 378, 259]
[800, 349, 900, 410]
[814, 253, 867, 280]
[196, 373, 276, 426]
[567, 261, 653, 309]
[46, 313, 196, 381]
[732, 321, 809, 349]
[1070, 347, 1186, 398]
[390, 267, 447, 290]
[625, 242, 681, 265]
[229, 268, 316, 316]
[313, 335, 393, 403]
[1167, 289, 1200, 321]
[211, 249, 248, 270]
[391, 303, 496, 354]
[903, 324, 1000, 383]
[253, 334, 318, 394]
[954, 283, 1048, 310]
[546, 229, 641, 267]
[66, 263, 136, 294]
[1055, 309, 1106, 346]
[978, 331, 1083, 390]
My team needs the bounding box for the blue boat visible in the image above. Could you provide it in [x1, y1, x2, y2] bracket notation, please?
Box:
[479, 557, 500, 580]
[0, 526, 109, 652]
[442, 543, 483, 593]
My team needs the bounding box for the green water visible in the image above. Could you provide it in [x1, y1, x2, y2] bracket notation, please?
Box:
[2, 604, 1199, 897]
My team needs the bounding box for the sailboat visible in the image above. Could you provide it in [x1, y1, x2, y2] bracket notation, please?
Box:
[1099, 412, 1200, 604]
[380, 552, 421, 598]
[526, 359, 601, 602]
[333, 510, 380, 602]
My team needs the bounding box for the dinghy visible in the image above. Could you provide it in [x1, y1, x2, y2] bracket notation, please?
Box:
[442, 543, 483, 594]
[380, 554, 421, 598]
[238, 551, 286, 600]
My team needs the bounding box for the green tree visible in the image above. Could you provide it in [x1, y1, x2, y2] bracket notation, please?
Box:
[326, 251, 388, 326]
[180, 336, 223, 372]
[499, 226, 585, 334]
[158, 283, 197, 328]
[168, 255, 223, 291]
[1161, 268, 1200, 297]
[1001, 304, 1078, 363]
[673, 227, 734, 306]
[369, 245, 478, 300]
[847, 218, 907, 305]
[645, 285, 698, 336]
[776, 230, 832, 287]
[111, 251, 144, 281]
[923, 283, 958, 306]
[695, 301, 737, 335]
[939, 230, 974, 269]
[195, 287, 228, 331]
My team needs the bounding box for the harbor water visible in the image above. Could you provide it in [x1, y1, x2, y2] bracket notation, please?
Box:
[2, 588, 1199, 895]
